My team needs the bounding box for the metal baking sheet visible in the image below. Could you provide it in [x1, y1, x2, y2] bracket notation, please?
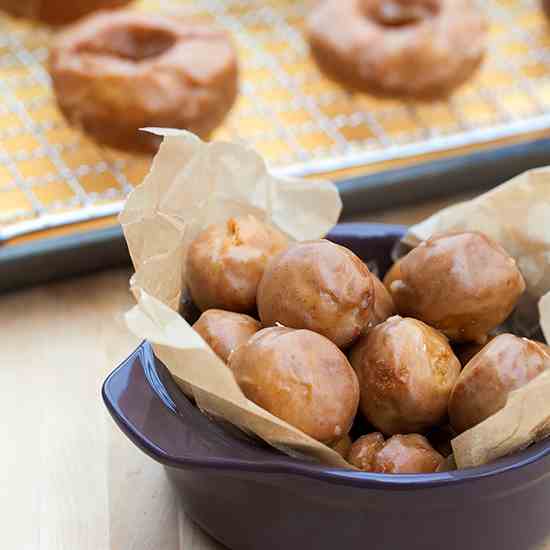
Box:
[3, 135, 550, 293]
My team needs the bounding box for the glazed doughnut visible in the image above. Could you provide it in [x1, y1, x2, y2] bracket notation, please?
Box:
[49, 11, 238, 153]
[348, 433, 444, 474]
[192, 309, 261, 364]
[351, 316, 461, 435]
[229, 327, 360, 444]
[449, 334, 550, 434]
[187, 216, 289, 313]
[385, 232, 526, 343]
[0, 0, 132, 25]
[306, 0, 488, 97]
[257, 240, 375, 349]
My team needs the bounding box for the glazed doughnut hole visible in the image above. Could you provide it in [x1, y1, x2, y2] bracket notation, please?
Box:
[351, 315, 461, 435]
[192, 309, 260, 364]
[349, 433, 444, 474]
[257, 240, 374, 349]
[229, 327, 359, 444]
[386, 232, 526, 343]
[449, 334, 550, 434]
[186, 215, 288, 313]
[348, 433, 385, 471]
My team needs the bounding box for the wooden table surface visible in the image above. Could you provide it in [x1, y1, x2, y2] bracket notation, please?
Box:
[4, 191, 525, 550]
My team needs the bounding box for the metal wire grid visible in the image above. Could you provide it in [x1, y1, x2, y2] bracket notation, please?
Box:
[1, 0, 550, 241]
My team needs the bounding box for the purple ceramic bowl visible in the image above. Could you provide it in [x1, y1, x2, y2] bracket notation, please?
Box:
[103, 222, 550, 550]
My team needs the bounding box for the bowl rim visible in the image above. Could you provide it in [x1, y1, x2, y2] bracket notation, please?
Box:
[103, 341, 550, 489]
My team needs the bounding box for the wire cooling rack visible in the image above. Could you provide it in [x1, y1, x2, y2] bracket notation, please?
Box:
[2, 0, 550, 241]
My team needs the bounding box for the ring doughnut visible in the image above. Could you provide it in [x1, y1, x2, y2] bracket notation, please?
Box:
[49, 11, 239, 153]
[0, 0, 132, 26]
[306, 0, 487, 98]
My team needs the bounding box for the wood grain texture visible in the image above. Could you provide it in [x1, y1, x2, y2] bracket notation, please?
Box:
[1, 198, 548, 549]
[0, 269, 220, 550]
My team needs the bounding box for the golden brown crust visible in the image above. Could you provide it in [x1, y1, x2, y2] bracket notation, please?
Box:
[229, 327, 360, 443]
[186, 215, 288, 313]
[257, 240, 374, 348]
[387, 231, 526, 343]
[348, 433, 385, 470]
[0, 0, 132, 25]
[449, 334, 550, 434]
[192, 309, 260, 363]
[305, 0, 487, 98]
[351, 315, 461, 435]
[49, 11, 238, 152]
[349, 433, 443, 473]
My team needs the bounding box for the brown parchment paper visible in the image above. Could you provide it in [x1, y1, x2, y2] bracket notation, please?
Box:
[120, 128, 350, 468]
[401, 167, 550, 469]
